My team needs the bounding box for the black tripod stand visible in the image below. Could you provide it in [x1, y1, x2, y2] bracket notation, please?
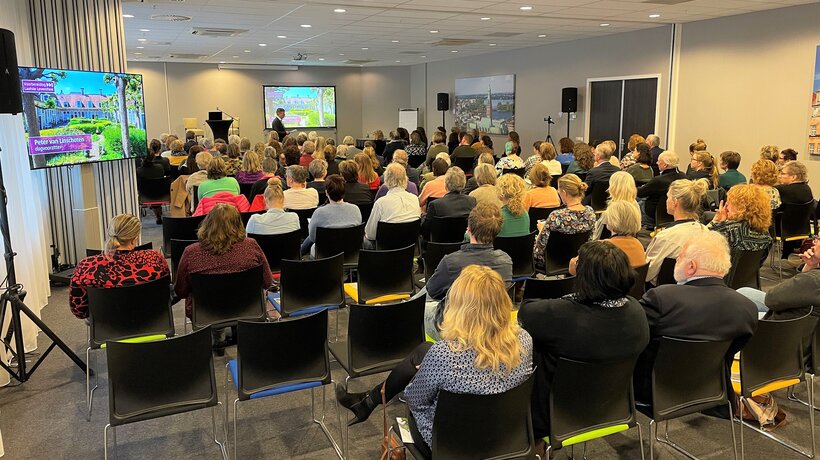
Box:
[544, 116, 556, 148]
[0, 146, 88, 383]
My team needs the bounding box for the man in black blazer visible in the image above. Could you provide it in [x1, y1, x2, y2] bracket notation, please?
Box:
[271, 107, 288, 141]
[634, 230, 758, 411]
[637, 151, 686, 228]
[582, 143, 619, 206]
[421, 166, 476, 238]
[647, 133, 664, 173]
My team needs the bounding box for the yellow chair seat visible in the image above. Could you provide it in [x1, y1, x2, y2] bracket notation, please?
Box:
[343, 283, 410, 305]
[100, 334, 167, 349]
[730, 359, 801, 397]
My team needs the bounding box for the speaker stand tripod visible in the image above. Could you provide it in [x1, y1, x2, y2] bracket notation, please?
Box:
[0, 145, 88, 383]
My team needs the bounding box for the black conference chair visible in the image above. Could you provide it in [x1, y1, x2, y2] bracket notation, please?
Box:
[654, 200, 675, 229]
[377, 220, 420, 251]
[494, 231, 537, 282]
[528, 206, 562, 233]
[169, 238, 197, 283]
[589, 182, 609, 213]
[288, 207, 317, 239]
[239, 210, 264, 227]
[735, 315, 817, 459]
[502, 167, 526, 178]
[641, 338, 736, 460]
[629, 262, 650, 299]
[427, 216, 468, 243]
[161, 215, 205, 257]
[271, 253, 345, 318]
[226, 311, 342, 460]
[328, 296, 425, 459]
[190, 265, 267, 330]
[249, 231, 301, 275]
[575, 172, 587, 182]
[422, 242, 463, 284]
[103, 326, 226, 460]
[452, 156, 475, 175]
[656, 258, 677, 286]
[345, 245, 415, 305]
[315, 223, 366, 269]
[774, 201, 815, 277]
[192, 185, 200, 210]
[543, 230, 591, 276]
[239, 182, 253, 201]
[85, 242, 153, 257]
[547, 357, 645, 458]
[137, 176, 172, 209]
[725, 249, 767, 290]
[356, 201, 374, 224]
[522, 276, 575, 301]
[550, 175, 561, 189]
[395, 375, 536, 460]
[86, 276, 174, 421]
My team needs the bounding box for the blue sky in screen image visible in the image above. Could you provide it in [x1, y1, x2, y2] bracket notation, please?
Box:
[41, 69, 118, 96]
[455, 74, 515, 96]
[814, 46, 820, 93]
[280, 86, 318, 98]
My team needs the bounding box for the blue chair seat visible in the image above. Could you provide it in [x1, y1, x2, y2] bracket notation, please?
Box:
[267, 292, 340, 317]
[227, 359, 323, 400]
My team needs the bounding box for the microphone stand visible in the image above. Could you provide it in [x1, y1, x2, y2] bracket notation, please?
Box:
[216, 107, 239, 136]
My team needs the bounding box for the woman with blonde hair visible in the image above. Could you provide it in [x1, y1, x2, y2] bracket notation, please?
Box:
[496, 174, 530, 237]
[532, 174, 596, 272]
[246, 177, 300, 233]
[776, 160, 813, 205]
[686, 139, 707, 173]
[645, 178, 709, 284]
[531, 142, 562, 176]
[69, 214, 169, 320]
[749, 158, 781, 209]
[687, 151, 719, 189]
[362, 145, 384, 176]
[760, 144, 780, 163]
[336, 265, 533, 456]
[524, 163, 560, 210]
[708, 184, 772, 252]
[235, 151, 265, 184]
[354, 152, 380, 190]
[469, 163, 503, 208]
[593, 171, 637, 239]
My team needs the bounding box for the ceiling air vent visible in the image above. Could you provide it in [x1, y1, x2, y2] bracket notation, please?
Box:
[191, 27, 248, 37]
[150, 14, 192, 22]
[485, 32, 521, 38]
[345, 59, 377, 65]
[167, 53, 208, 59]
[434, 39, 480, 46]
[400, 51, 424, 55]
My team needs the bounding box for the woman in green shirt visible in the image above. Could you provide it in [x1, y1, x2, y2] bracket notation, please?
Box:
[197, 156, 240, 200]
[496, 174, 530, 237]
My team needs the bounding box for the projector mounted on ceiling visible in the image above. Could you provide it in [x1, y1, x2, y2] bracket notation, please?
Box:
[292, 53, 309, 61]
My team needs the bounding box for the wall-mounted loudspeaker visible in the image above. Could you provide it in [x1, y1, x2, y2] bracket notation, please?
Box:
[0, 29, 22, 115]
[561, 87, 577, 114]
[437, 92, 449, 111]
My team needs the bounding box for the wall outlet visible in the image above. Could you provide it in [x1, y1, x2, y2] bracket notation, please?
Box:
[570, 113, 577, 120]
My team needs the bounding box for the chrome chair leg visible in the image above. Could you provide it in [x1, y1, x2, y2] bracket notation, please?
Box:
[649, 420, 656, 460]
[738, 391, 815, 458]
[636, 421, 645, 460]
[213, 403, 228, 460]
[86, 346, 94, 421]
[103, 423, 111, 460]
[312, 384, 344, 459]
[729, 401, 738, 460]
[233, 399, 239, 460]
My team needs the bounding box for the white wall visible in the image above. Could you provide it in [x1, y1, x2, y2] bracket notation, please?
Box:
[361, 66, 411, 136]
[672, 3, 820, 193]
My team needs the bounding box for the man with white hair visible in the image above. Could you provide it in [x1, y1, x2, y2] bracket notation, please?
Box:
[634, 231, 758, 409]
[646, 133, 663, 170]
[637, 150, 686, 228]
[363, 162, 420, 248]
[582, 142, 619, 206]
[343, 135, 363, 159]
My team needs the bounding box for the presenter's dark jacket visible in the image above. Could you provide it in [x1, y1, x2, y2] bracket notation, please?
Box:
[271, 116, 287, 141]
[518, 295, 649, 438]
[582, 162, 620, 205]
[775, 182, 813, 205]
[421, 192, 476, 238]
[634, 277, 758, 408]
[637, 168, 686, 221]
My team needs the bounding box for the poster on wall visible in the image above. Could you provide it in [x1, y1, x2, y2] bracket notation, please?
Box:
[809, 46, 820, 160]
[454, 74, 515, 135]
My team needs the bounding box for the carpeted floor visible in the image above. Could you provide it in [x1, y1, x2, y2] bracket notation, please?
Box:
[0, 215, 815, 459]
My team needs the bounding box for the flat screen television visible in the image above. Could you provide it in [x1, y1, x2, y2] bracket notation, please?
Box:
[263, 85, 336, 130]
[18, 67, 147, 170]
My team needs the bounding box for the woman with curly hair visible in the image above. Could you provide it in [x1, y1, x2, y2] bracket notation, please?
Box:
[567, 142, 595, 174]
[749, 158, 781, 209]
[708, 184, 772, 252]
[496, 174, 530, 237]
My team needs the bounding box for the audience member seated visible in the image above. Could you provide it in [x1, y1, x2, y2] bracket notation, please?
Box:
[685, 139, 708, 174]
[619, 134, 646, 171]
[418, 158, 449, 211]
[450, 133, 476, 161]
[469, 163, 503, 209]
[523, 163, 560, 210]
[583, 143, 620, 205]
[749, 158, 781, 209]
[635, 231, 757, 409]
[355, 152, 380, 191]
[495, 142, 525, 174]
[223, 143, 242, 175]
[603, 140, 621, 168]
[363, 145, 384, 176]
[687, 151, 719, 190]
[405, 130, 427, 167]
[175, 204, 273, 352]
[626, 143, 654, 184]
[198, 156, 240, 200]
[571, 201, 645, 275]
[524, 141, 543, 174]
[463, 152, 495, 195]
[234, 151, 265, 185]
[646, 134, 664, 168]
[421, 167, 475, 239]
[707, 184, 772, 252]
[779, 148, 798, 167]
[645, 179, 709, 284]
[382, 131, 406, 165]
[567, 142, 594, 175]
[163, 139, 187, 167]
[496, 174, 530, 237]
[418, 153, 450, 191]
[147, 138, 171, 174]
[283, 165, 318, 210]
[718, 150, 746, 191]
[637, 151, 686, 229]
[307, 159, 328, 197]
[532, 174, 595, 273]
[593, 171, 637, 240]
[185, 148, 211, 195]
[300, 175, 362, 256]
[70, 214, 169, 320]
[298, 140, 315, 167]
[339, 160, 373, 206]
[389, 150, 421, 189]
[138, 143, 167, 180]
[194, 190, 249, 216]
[183, 130, 197, 152]
[776, 160, 813, 204]
[178, 147, 200, 176]
[504, 131, 520, 157]
[424, 130, 449, 170]
[248, 157, 280, 205]
[246, 178, 300, 234]
[557, 137, 575, 165]
[539, 142, 563, 176]
[363, 163, 420, 248]
[342, 135, 362, 159]
[519, 241, 650, 446]
[336, 265, 532, 458]
[760, 144, 780, 164]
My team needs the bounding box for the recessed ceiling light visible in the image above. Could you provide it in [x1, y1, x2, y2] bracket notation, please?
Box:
[600, 23, 610, 26]
[300, 24, 311, 28]
[137, 38, 147, 42]
[430, 30, 438, 33]
[319, 58, 325, 61]
[258, 43, 267, 46]
[362, 47, 369, 50]
[334, 8, 346, 13]
[136, 46, 144, 49]
[122, 14, 134, 18]
[451, 50, 458, 53]
[219, 61, 225, 64]
[519, 6, 533, 11]
[391, 40, 399, 43]
[244, 49, 251, 53]
[395, 60, 401, 63]
[538, 34, 546, 38]
[139, 28, 150, 32]
[277, 35, 287, 38]
[649, 14, 661, 18]
[421, 55, 426, 58]
[489, 43, 496, 46]
[339, 53, 345, 56]
[232, 55, 238, 58]
[481, 17, 491, 21]
[134, 52, 143, 55]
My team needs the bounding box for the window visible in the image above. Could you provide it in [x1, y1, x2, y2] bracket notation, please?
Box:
[75, 101, 84, 108]
[809, 144, 815, 155]
[811, 125, 817, 136]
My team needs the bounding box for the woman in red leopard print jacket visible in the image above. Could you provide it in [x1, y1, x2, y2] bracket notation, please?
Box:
[69, 214, 169, 319]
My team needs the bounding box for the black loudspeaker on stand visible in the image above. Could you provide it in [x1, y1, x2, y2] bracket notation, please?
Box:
[0, 29, 88, 383]
[561, 87, 577, 138]
[437, 92, 449, 129]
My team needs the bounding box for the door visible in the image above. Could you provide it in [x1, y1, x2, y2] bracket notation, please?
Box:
[621, 78, 658, 154]
[588, 80, 622, 146]
[587, 76, 659, 158]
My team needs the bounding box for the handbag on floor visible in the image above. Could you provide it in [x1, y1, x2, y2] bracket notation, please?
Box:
[379, 383, 406, 460]
[738, 393, 787, 431]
